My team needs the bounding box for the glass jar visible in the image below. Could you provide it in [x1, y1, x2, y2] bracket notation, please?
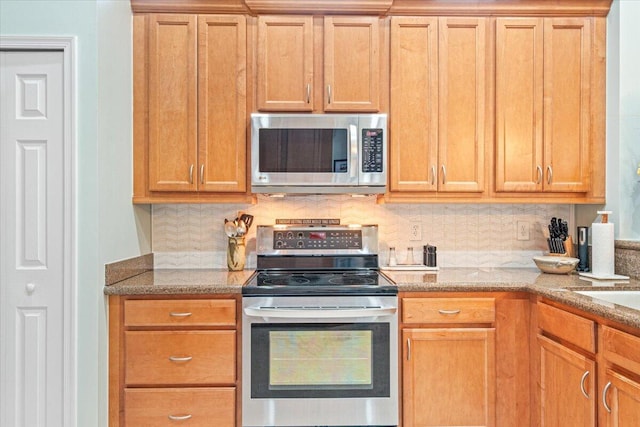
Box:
[227, 236, 246, 271]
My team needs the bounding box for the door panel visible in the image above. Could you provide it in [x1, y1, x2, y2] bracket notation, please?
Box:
[1, 50, 66, 427]
[198, 15, 247, 192]
[438, 17, 486, 192]
[389, 16, 438, 192]
[148, 14, 198, 192]
[543, 18, 591, 192]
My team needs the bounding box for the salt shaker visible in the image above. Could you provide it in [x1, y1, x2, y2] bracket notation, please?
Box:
[388, 247, 397, 266]
[405, 247, 415, 265]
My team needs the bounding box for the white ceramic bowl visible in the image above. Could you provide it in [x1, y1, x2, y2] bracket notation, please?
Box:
[533, 256, 579, 274]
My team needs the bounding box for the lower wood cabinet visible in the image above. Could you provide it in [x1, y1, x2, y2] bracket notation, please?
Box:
[536, 302, 597, 426]
[124, 387, 235, 427]
[537, 334, 596, 426]
[600, 326, 640, 427]
[401, 296, 498, 427]
[403, 328, 496, 427]
[109, 296, 239, 427]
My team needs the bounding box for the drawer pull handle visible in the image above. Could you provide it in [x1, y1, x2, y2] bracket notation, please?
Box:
[407, 338, 411, 361]
[168, 414, 192, 421]
[602, 381, 612, 413]
[438, 309, 461, 315]
[168, 356, 193, 362]
[580, 371, 590, 399]
[169, 312, 192, 318]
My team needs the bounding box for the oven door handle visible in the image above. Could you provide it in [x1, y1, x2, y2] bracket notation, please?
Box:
[243, 306, 397, 319]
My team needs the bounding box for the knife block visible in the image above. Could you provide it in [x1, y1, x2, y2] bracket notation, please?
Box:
[548, 235, 575, 258]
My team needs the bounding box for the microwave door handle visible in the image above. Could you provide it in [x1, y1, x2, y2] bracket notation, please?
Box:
[243, 306, 397, 319]
[349, 124, 358, 179]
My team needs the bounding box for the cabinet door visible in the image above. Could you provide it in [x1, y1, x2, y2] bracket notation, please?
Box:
[256, 15, 314, 111]
[603, 370, 640, 427]
[438, 17, 486, 192]
[495, 18, 544, 192]
[389, 17, 438, 192]
[148, 14, 197, 192]
[538, 335, 596, 427]
[324, 16, 380, 112]
[198, 15, 247, 192]
[403, 328, 496, 427]
[543, 18, 591, 192]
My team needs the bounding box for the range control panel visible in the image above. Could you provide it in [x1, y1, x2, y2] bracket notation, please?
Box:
[273, 229, 362, 250]
[362, 128, 384, 173]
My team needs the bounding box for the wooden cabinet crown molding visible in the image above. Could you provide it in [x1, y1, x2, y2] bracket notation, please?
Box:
[131, 0, 249, 14]
[131, 0, 612, 16]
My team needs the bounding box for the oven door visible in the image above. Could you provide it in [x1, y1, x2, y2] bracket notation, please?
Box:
[242, 295, 398, 427]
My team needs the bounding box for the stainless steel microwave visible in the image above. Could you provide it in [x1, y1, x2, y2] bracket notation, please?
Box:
[251, 113, 387, 194]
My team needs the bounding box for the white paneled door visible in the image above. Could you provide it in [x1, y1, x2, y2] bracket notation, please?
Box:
[1, 46, 74, 427]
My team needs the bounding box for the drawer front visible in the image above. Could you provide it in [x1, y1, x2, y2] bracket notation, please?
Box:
[125, 331, 236, 385]
[124, 299, 236, 327]
[602, 326, 640, 374]
[402, 298, 495, 324]
[124, 387, 235, 427]
[537, 302, 595, 353]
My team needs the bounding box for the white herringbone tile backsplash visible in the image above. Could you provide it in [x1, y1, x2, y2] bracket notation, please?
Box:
[152, 196, 573, 269]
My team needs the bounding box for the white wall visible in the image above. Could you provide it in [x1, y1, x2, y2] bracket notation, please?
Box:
[579, 0, 640, 240]
[616, 0, 640, 238]
[0, 1, 151, 426]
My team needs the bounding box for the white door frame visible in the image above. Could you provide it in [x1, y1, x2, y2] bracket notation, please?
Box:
[0, 35, 77, 427]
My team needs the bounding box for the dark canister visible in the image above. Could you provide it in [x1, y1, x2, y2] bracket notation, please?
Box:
[423, 245, 437, 267]
[577, 226, 589, 272]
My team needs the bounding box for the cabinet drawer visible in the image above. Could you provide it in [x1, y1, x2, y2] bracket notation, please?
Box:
[124, 387, 235, 427]
[538, 303, 596, 353]
[537, 302, 595, 353]
[602, 326, 640, 374]
[124, 299, 236, 327]
[402, 298, 495, 324]
[125, 331, 236, 385]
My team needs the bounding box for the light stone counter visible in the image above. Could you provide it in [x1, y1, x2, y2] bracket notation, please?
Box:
[104, 266, 640, 329]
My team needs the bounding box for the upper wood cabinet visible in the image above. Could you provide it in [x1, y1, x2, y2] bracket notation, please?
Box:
[256, 15, 314, 111]
[389, 17, 487, 195]
[495, 17, 593, 194]
[133, 13, 250, 202]
[256, 15, 383, 112]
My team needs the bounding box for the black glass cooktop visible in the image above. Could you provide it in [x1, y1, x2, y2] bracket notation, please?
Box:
[243, 270, 397, 296]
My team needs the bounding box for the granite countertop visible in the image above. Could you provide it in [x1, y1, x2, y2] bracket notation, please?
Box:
[104, 267, 640, 329]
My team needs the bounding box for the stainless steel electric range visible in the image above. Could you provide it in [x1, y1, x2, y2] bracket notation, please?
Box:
[242, 223, 398, 427]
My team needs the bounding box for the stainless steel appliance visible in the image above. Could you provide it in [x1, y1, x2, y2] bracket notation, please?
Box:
[242, 223, 398, 427]
[251, 113, 387, 194]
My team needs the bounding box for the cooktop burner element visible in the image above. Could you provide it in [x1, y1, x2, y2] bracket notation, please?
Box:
[243, 224, 397, 296]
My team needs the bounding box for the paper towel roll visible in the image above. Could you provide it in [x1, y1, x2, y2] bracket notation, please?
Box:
[591, 222, 614, 277]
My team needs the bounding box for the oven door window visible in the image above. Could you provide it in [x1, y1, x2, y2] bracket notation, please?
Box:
[258, 128, 349, 173]
[251, 323, 390, 398]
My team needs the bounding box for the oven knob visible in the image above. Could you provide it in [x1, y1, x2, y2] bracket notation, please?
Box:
[276, 241, 283, 248]
[297, 241, 304, 248]
[287, 232, 294, 239]
[276, 232, 283, 240]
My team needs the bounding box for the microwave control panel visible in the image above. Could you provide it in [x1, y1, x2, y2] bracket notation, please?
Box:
[362, 129, 384, 173]
[273, 230, 362, 250]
